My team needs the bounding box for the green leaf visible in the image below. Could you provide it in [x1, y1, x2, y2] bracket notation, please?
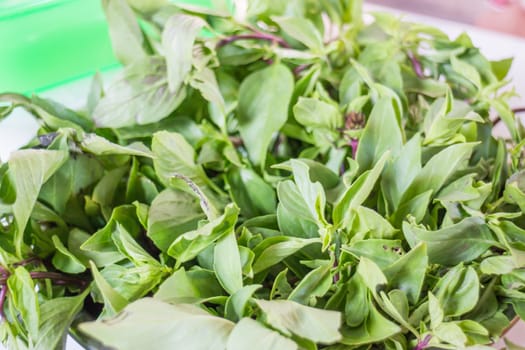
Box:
[428, 292, 444, 329]
[451, 55, 481, 89]
[252, 236, 320, 274]
[480, 255, 515, 275]
[288, 260, 332, 305]
[276, 180, 320, 238]
[226, 317, 298, 350]
[433, 264, 479, 317]
[293, 97, 341, 130]
[349, 206, 397, 240]
[152, 130, 209, 189]
[340, 301, 401, 346]
[225, 284, 262, 322]
[356, 257, 388, 297]
[238, 63, 294, 165]
[7, 267, 40, 341]
[424, 95, 483, 145]
[39, 153, 104, 214]
[345, 274, 369, 327]
[9, 149, 68, 256]
[434, 322, 467, 347]
[344, 239, 404, 269]
[490, 57, 513, 81]
[80, 134, 153, 157]
[89, 261, 128, 316]
[34, 289, 89, 350]
[383, 243, 428, 305]
[226, 167, 277, 219]
[403, 217, 494, 265]
[356, 98, 402, 172]
[404, 142, 476, 199]
[80, 205, 137, 267]
[162, 14, 207, 92]
[273, 16, 324, 52]
[31, 95, 94, 131]
[147, 188, 204, 252]
[168, 204, 239, 265]
[214, 231, 243, 294]
[333, 151, 390, 228]
[381, 134, 422, 212]
[112, 223, 160, 267]
[51, 235, 86, 274]
[93, 56, 185, 128]
[80, 298, 234, 350]
[255, 299, 342, 344]
[190, 67, 226, 115]
[102, 0, 146, 64]
[154, 267, 224, 304]
[290, 159, 329, 227]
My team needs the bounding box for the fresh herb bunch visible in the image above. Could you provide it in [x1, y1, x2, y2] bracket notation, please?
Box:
[1, 0, 525, 348]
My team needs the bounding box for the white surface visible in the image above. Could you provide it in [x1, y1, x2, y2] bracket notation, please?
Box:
[0, 6, 524, 349]
[0, 76, 93, 161]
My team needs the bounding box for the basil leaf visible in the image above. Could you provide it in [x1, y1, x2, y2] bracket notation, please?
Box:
[403, 217, 494, 265]
[80, 298, 234, 350]
[433, 264, 479, 317]
[214, 231, 244, 294]
[155, 267, 224, 304]
[168, 204, 239, 265]
[89, 261, 128, 316]
[356, 98, 402, 172]
[293, 97, 342, 130]
[273, 16, 324, 52]
[9, 149, 68, 256]
[162, 14, 207, 93]
[255, 299, 342, 344]
[34, 290, 89, 350]
[102, 0, 147, 64]
[226, 317, 298, 350]
[93, 57, 186, 128]
[7, 267, 40, 341]
[226, 167, 277, 219]
[238, 64, 294, 166]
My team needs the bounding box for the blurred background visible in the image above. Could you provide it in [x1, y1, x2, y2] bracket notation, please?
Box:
[370, 0, 525, 37]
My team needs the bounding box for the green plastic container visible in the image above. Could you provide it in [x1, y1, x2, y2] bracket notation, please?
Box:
[0, 0, 118, 94]
[0, 0, 215, 94]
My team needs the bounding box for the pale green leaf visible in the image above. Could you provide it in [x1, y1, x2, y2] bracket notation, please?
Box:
[256, 299, 342, 344]
[214, 231, 243, 294]
[226, 318, 298, 350]
[162, 14, 207, 92]
[80, 298, 234, 350]
[238, 63, 294, 165]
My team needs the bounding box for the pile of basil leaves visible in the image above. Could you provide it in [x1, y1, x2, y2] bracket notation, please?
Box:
[1, 0, 524, 349]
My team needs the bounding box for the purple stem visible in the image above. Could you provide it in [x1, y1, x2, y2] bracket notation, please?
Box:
[408, 51, 425, 79]
[293, 64, 310, 76]
[350, 138, 359, 159]
[13, 256, 41, 267]
[0, 285, 6, 320]
[332, 259, 340, 283]
[493, 106, 525, 125]
[217, 32, 291, 48]
[413, 335, 432, 350]
[29, 272, 88, 287]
